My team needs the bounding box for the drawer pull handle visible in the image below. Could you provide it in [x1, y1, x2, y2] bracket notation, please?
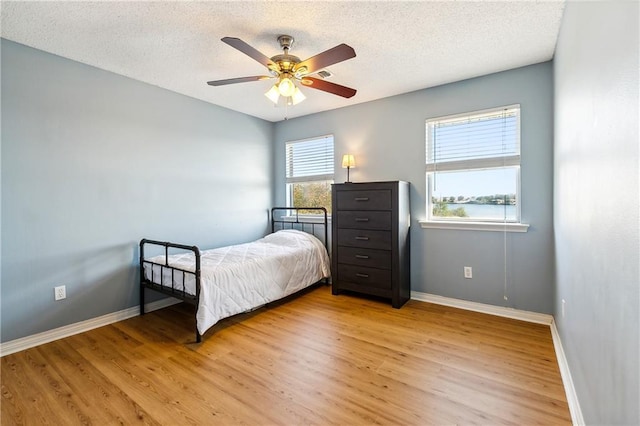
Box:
[354, 197, 369, 201]
[355, 236, 370, 241]
[355, 218, 369, 222]
[355, 255, 370, 259]
[355, 273, 370, 278]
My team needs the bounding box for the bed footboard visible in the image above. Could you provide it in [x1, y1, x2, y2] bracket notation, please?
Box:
[139, 239, 202, 343]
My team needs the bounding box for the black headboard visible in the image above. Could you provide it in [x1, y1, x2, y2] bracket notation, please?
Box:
[271, 207, 329, 252]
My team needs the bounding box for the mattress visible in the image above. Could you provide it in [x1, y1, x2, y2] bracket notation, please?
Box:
[143, 229, 331, 335]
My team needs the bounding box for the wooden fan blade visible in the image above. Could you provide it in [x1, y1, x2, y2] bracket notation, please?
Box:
[221, 37, 278, 71]
[294, 44, 356, 75]
[300, 77, 357, 98]
[207, 76, 272, 86]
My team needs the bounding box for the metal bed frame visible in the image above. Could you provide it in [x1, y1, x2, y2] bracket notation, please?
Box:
[139, 207, 329, 343]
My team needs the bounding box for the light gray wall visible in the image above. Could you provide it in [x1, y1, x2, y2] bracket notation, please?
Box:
[274, 62, 554, 313]
[553, 1, 639, 424]
[1, 39, 274, 342]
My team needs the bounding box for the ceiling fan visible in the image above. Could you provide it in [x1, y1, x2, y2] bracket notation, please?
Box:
[207, 35, 357, 106]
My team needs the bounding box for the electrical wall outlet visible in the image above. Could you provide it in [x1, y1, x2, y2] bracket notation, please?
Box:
[562, 299, 566, 318]
[54, 285, 66, 301]
[464, 266, 472, 279]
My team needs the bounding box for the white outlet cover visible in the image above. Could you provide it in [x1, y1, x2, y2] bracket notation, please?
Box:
[464, 267, 473, 279]
[54, 285, 66, 301]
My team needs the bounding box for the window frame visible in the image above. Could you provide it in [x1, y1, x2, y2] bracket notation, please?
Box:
[285, 134, 335, 215]
[424, 104, 525, 228]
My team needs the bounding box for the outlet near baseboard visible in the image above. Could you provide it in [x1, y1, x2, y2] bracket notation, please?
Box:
[464, 266, 473, 279]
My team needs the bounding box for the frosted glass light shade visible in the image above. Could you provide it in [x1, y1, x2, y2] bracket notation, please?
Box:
[278, 77, 296, 97]
[265, 85, 280, 104]
[291, 87, 306, 105]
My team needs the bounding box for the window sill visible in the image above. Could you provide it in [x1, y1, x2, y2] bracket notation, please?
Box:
[419, 220, 529, 233]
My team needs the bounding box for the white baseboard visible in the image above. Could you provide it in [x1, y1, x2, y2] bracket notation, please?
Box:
[0, 298, 181, 357]
[550, 320, 585, 425]
[411, 291, 554, 325]
[412, 290, 583, 425]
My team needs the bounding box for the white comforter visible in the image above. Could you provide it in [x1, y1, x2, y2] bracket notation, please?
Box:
[144, 230, 331, 335]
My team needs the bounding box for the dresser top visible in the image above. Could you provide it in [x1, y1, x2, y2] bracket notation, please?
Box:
[333, 180, 408, 186]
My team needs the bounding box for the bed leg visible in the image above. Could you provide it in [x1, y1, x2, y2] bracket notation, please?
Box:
[140, 286, 145, 316]
[196, 328, 201, 343]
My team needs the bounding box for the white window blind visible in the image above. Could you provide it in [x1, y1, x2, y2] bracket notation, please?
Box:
[286, 135, 334, 183]
[427, 106, 520, 172]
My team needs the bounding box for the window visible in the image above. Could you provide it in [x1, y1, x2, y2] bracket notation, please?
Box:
[426, 105, 521, 223]
[285, 135, 334, 214]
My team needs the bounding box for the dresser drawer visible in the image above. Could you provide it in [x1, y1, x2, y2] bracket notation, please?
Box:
[336, 190, 392, 211]
[337, 229, 392, 250]
[337, 264, 392, 289]
[336, 211, 392, 230]
[337, 247, 392, 269]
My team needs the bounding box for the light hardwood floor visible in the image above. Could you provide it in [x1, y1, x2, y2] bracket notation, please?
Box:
[1, 285, 571, 425]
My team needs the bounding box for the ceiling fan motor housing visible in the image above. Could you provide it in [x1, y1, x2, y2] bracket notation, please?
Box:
[272, 35, 301, 74]
[277, 35, 294, 50]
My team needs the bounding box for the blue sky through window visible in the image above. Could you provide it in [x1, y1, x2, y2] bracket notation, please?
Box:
[432, 168, 517, 199]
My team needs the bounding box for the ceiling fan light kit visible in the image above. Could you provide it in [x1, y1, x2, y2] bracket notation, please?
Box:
[265, 83, 306, 106]
[207, 34, 357, 107]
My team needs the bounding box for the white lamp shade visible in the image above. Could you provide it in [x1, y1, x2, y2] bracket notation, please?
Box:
[342, 154, 356, 168]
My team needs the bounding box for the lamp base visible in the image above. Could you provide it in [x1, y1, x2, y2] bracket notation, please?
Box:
[345, 166, 353, 183]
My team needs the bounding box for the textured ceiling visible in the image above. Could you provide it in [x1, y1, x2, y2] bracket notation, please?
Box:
[1, 1, 565, 122]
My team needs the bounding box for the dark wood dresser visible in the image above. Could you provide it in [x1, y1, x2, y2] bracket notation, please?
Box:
[331, 181, 410, 308]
